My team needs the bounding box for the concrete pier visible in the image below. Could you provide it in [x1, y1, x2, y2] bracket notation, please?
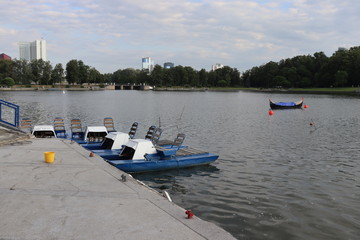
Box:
[0, 127, 235, 240]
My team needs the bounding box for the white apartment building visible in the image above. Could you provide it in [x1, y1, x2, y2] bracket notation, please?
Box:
[142, 57, 154, 73]
[19, 39, 47, 61]
[212, 63, 224, 71]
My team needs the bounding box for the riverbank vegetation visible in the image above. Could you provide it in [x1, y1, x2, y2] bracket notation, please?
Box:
[1, 46, 360, 89]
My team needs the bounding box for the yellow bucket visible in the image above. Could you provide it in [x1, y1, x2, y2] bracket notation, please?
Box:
[44, 152, 55, 163]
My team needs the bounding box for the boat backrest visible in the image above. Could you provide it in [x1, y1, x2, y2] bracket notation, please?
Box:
[172, 133, 186, 149]
[144, 125, 156, 140]
[20, 118, 32, 133]
[71, 119, 82, 132]
[70, 119, 83, 139]
[151, 128, 163, 146]
[104, 117, 116, 132]
[128, 122, 138, 139]
[53, 117, 66, 138]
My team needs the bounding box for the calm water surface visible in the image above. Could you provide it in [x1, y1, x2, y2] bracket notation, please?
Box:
[1, 90, 359, 240]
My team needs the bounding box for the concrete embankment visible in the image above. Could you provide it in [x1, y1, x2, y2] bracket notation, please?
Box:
[0, 126, 235, 240]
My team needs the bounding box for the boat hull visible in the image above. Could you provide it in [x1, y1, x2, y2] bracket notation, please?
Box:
[269, 99, 303, 109]
[107, 153, 219, 173]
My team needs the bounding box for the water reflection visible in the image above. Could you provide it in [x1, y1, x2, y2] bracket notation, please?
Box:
[133, 165, 220, 193]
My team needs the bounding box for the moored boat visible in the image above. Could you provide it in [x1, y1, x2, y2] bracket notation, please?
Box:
[32, 125, 57, 138]
[73, 126, 108, 144]
[106, 134, 218, 173]
[91, 126, 163, 160]
[269, 97, 304, 109]
[84, 132, 130, 158]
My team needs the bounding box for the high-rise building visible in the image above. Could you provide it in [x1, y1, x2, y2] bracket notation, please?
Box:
[212, 63, 224, 71]
[18, 39, 47, 61]
[142, 57, 154, 73]
[0, 53, 11, 60]
[164, 62, 174, 69]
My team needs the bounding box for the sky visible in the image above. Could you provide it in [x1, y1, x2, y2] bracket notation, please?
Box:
[1, 0, 360, 74]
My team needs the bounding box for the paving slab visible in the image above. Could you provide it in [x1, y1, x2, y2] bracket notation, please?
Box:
[0, 135, 236, 240]
[0, 125, 32, 146]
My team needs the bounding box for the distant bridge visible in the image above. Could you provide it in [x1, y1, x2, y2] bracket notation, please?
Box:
[114, 84, 152, 90]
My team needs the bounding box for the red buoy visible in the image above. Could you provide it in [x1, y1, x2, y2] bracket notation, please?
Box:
[304, 105, 308, 108]
[268, 109, 274, 116]
[310, 122, 314, 126]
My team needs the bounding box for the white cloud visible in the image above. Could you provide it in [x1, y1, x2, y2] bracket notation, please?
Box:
[1, 0, 360, 73]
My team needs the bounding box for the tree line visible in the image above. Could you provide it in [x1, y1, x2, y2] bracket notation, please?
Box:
[0, 59, 104, 86]
[241, 46, 360, 88]
[1, 46, 360, 88]
[0, 58, 242, 88]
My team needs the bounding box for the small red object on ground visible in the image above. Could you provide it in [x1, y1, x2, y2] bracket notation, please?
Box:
[185, 210, 194, 219]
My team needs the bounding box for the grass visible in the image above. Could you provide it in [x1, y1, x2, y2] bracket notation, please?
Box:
[289, 87, 359, 92]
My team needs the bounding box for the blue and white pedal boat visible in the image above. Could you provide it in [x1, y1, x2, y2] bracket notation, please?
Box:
[32, 125, 57, 138]
[106, 137, 219, 173]
[73, 126, 108, 144]
[82, 122, 139, 151]
[86, 132, 131, 159]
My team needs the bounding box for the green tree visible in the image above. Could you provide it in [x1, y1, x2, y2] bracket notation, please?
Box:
[111, 68, 139, 84]
[334, 70, 348, 87]
[88, 67, 103, 84]
[263, 62, 278, 88]
[0, 59, 13, 80]
[230, 68, 241, 87]
[11, 59, 32, 85]
[0, 77, 15, 87]
[281, 67, 299, 87]
[30, 59, 44, 84]
[198, 69, 208, 87]
[273, 75, 290, 88]
[150, 65, 164, 86]
[184, 66, 198, 87]
[346, 47, 360, 87]
[78, 60, 89, 84]
[40, 61, 53, 85]
[51, 63, 65, 85]
[66, 60, 80, 85]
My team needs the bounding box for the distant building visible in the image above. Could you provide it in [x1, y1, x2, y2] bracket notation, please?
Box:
[18, 39, 47, 61]
[142, 57, 154, 73]
[0, 53, 11, 60]
[212, 63, 224, 71]
[164, 62, 174, 69]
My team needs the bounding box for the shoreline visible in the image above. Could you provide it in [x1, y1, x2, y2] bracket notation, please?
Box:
[1, 86, 360, 95]
[154, 87, 360, 95]
[0, 87, 105, 91]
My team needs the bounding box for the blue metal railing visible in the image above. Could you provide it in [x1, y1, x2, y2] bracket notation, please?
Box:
[0, 99, 20, 127]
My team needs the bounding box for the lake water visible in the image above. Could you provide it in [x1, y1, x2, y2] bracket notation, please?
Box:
[1, 90, 359, 239]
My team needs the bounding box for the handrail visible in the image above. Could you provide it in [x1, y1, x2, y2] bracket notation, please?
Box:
[0, 99, 20, 128]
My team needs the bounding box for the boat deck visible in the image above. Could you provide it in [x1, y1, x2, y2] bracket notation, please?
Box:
[176, 147, 208, 156]
[157, 139, 174, 146]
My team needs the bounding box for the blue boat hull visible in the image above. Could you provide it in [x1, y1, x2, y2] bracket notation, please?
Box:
[81, 142, 103, 150]
[92, 149, 122, 160]
[269, 98, 303, 109]
[93, 145, 189, 160]
[107, 153, 219, 173]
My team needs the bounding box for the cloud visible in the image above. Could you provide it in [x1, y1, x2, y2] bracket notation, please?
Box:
[1, 0, 360, 73]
